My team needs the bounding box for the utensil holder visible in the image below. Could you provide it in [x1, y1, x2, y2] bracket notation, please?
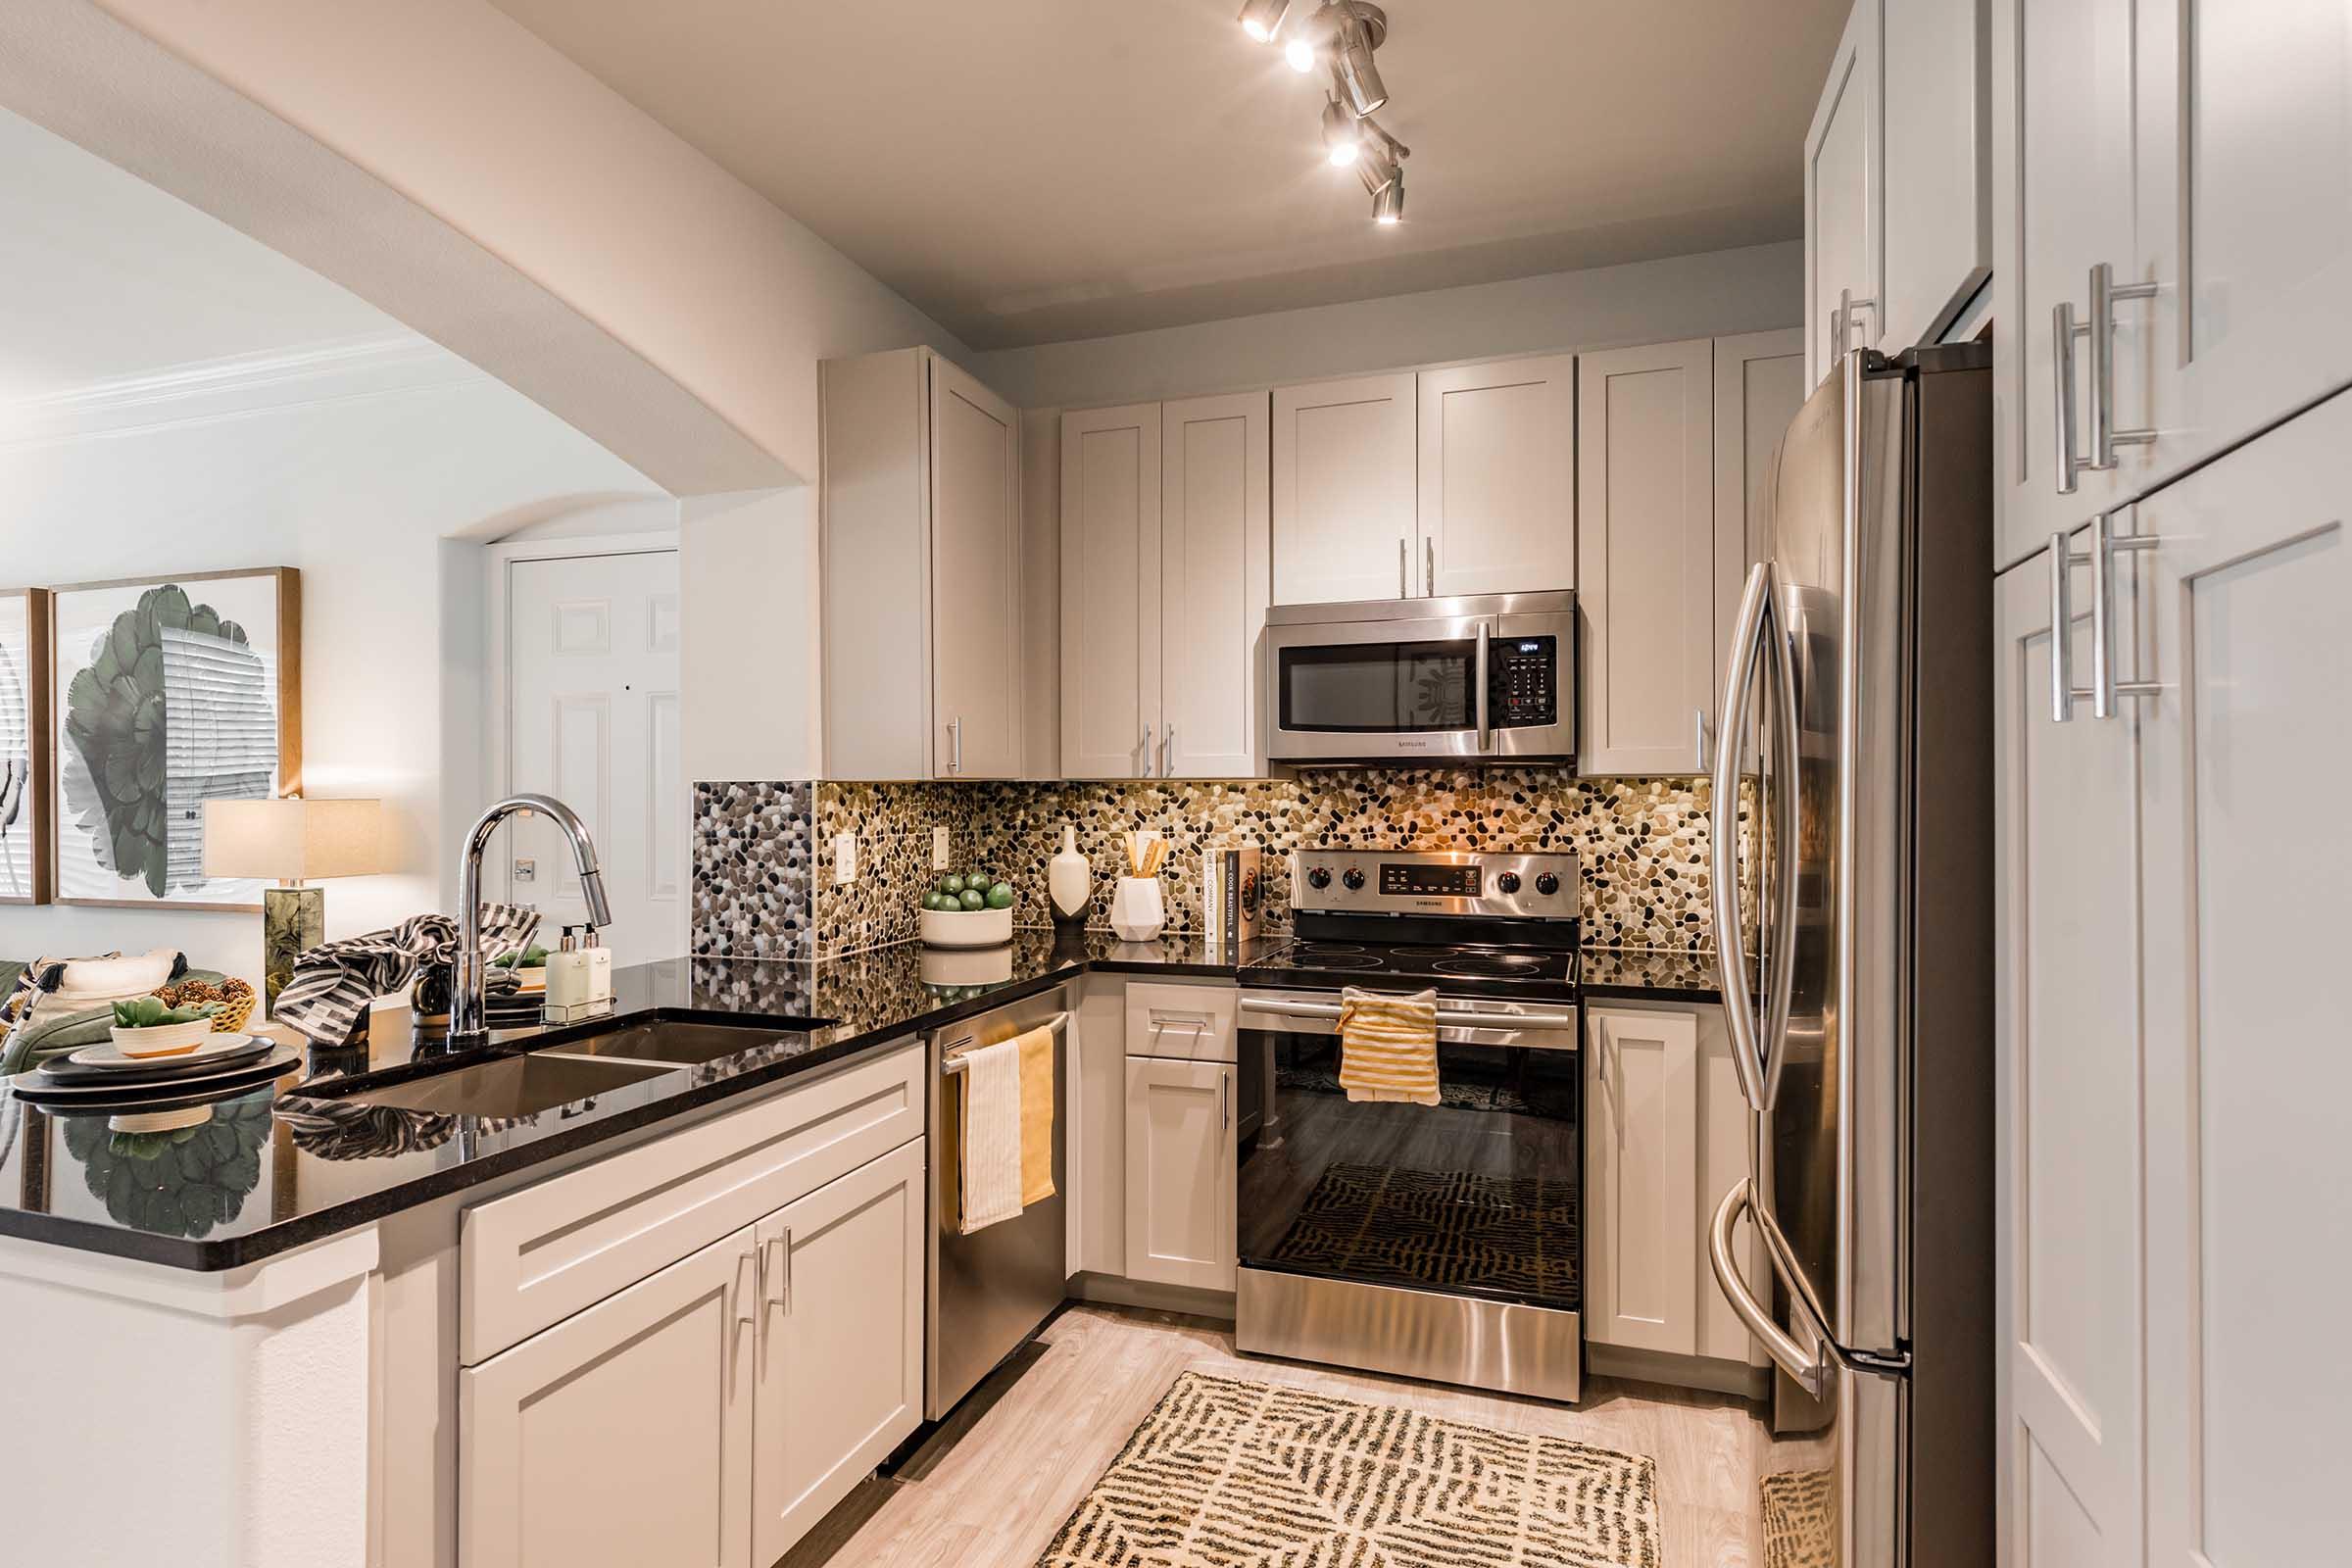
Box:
[1109, 876, 1165, 942]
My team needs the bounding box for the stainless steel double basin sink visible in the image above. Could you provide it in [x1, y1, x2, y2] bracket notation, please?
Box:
[326, 1017, 815, 1119]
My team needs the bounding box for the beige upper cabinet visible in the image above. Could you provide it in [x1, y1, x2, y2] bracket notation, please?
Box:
[1881, 0, 1991, 352]
[1160, 392, 1271, 777]
[821, 347, 1022, 778]
[1416, 355, 1577, 597]
[1060, 394, 1269, 779]
[1577, 338, 1717, 777]
[1710, 329, 1807, 721]
[1059, 403, 1162, 779]
[1271, 371, 1418, 605]
[1805, 0, 1883, 390]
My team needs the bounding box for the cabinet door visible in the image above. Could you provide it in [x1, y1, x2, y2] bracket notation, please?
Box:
[1577, 339, 1716, 777]
[1584, 1006, 1699, 1356]
[930, 356, 1022, 778]
[1415, 356, 1576, 597]
[1711, 328, 1806, 729]
[462, 1226, 756, 1568]
[1992, 534, 2146, 1568]
[1805, 0, 1882, 389]
[2132, 398, 2350, 1568]
[1069, 979, 1129, 1276]
[1989, 0, 2143, 567]
[1692, 1004, 1767, 1367]
[2135, 0, 2352, 486]
[1271, 372, 1417, 605]
[1882, 0, 1991, 349]
[1122, 1056, 1235, 1291]
[1161, 391, 1270, 778]
[751, 1140, 925, 1568]
[1060, 403, 1161, 779]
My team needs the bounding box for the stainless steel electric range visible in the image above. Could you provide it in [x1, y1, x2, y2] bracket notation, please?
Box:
[1233, 847, 1585, 1402]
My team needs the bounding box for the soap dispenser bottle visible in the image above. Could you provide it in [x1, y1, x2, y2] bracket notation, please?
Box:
[545, 926, 589, 1014]
[582, 927, 613, 1009]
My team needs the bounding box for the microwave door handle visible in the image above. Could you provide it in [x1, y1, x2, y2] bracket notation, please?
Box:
[1474, 620, 1492, 751]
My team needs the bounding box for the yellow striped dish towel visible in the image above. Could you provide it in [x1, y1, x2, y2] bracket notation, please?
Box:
[1338, 986, 1441, 1105]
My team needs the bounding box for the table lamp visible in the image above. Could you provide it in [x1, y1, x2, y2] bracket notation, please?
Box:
[203, 797, 381, 1017]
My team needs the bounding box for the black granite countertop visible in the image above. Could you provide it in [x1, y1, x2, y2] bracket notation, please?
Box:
[0, 929, 1266, 1272]
[0, 930, 1718, 1271]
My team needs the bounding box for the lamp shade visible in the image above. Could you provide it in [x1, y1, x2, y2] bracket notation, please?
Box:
[203, 798, 381, 882]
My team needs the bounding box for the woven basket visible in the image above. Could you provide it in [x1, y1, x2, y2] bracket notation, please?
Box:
[210, 992, 258, 1034]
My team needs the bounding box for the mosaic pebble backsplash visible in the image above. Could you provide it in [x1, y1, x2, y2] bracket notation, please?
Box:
[691, 769, 1728, 960]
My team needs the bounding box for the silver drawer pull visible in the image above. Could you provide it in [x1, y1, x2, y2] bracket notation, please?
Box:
[2047, 515, 2164, 724]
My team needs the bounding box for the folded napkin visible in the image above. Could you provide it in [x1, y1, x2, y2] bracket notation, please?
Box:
[1338, 986, 1441, 1105]
[274, 907, 540, 1046]
[956, 1038, 1024, 1234]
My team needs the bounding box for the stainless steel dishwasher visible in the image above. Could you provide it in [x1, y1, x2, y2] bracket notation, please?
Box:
[925, 986, 1069, 1420]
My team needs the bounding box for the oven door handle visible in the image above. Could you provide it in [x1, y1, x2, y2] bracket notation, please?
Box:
[1238, 996, 1578, 1032]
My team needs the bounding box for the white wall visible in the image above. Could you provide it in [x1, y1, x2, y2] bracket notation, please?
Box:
[970, 241, 1803, 411]
[0, 368, 663, 986]
[678, 487, 820, 784]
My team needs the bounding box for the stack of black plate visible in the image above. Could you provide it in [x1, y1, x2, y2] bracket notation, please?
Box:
[14, 1033, 302, 1110]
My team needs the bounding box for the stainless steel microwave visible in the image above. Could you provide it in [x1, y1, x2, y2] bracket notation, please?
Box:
[1263, 590, 1577, 764]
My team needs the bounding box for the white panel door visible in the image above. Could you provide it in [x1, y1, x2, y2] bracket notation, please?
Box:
[2133, 396, 2350, 1568]
[1989, 0, 2145, 567]
[1711, 328, 1806, 724]
[462, 1224, 755, 1568]
[1122, 1055, 1235, 1292]
[1059, 404, 1161, 779]
[1069, 978, 1128, 1275]
[1271, 372, 1417, 605]
[2136, 0, 2352, 487]
[1585, 1006, 1699, 1356]
[1805, 0, 1882, 389]
[1160, 391, 1270, 778]
[1992, 533, 2145, 1568]
[1693, 1004, 1767, 1367]
[1577, 339, 1716, 777]
[508, 549, 683, 966]
[929, 357, 1021, 778]
[1416, 355, 1577, 597]
[751, 1140, 925, 1568]
[1882, 0, 1991, 349]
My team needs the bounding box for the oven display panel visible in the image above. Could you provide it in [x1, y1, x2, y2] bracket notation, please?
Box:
[1380, 862, 1481, 898]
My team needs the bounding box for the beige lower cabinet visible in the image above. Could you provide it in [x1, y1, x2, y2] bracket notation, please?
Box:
[1584, 1002, 1764, 1379]
[461, 1139, 926, 1568]
[461, 1223, 759, 1568]
[1122, 1055, 1237, 1291]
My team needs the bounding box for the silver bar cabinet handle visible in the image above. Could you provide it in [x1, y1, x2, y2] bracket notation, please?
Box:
[2050, 516, 2162, 723]
[1162, 723, 1175, 777]
[1398, 537, 1408, 597]
[1693, 707, 1710, 771]
[2089, 262, 2159, 471]
[2053, 301, 2089, 494]
[1424, 537, 1435, 597]
[947, 717, 963, 775]
[1141, 722, 1154, 778]
[1220, 1069, 1231, 1132]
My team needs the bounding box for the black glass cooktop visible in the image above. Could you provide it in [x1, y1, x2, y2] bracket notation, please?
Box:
[1239, 939, 1580, 1001]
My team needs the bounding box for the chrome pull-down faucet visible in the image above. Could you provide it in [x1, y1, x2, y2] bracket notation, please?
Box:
[451, 794, 612, 1045]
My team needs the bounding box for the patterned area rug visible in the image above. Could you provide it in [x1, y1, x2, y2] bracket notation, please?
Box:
[1266, 1162, 1581, 1309]
[1759, 1470, 1837, 1568]
[1038, 1371, 1660, 1568]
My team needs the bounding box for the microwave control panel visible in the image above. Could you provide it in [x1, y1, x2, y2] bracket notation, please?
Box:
[1489, 637, 1559, 728]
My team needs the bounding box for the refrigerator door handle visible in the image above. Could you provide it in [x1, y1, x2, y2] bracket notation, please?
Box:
[1709, 564, 1801, 1112]
[1710, 1178, 1833, 1400]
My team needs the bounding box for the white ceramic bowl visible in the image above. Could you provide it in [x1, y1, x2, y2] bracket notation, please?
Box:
[919, 906, 1013, 950]
[920, 944, 1015, 987]
[108, 1018, 218, 1058]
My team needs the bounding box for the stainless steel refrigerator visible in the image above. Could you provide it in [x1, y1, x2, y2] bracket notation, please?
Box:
[1706, 342, 1994, 1567]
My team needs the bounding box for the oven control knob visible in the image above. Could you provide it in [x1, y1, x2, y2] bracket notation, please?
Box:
[1494, 871, 1522, 895]
[1306, 867, 1332, 890]
[1535, 872, 1560, 897]
[1342, 867, 1366, 891]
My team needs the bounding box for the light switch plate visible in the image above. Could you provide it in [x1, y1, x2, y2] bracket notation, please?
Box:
[833, 832, 857, 885]
[932, 826, 949, 867]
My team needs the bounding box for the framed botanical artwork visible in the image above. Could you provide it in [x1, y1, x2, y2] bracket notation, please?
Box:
[0, 589, 53, 905]
[50, 569, 301, 911]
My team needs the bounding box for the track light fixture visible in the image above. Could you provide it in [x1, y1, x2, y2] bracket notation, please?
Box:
[1237, 0, 1294, 43]
[1240, 0, 1410, 224]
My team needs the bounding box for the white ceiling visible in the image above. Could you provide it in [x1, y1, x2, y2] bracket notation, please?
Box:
[490, 0, 1848, 350]
[0, 104, 400, 405]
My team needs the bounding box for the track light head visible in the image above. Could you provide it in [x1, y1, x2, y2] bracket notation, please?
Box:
[1284, 34, 1319, 72]
[1332, 2, 1390, 117]
[1373, 164, 1404, 223]
[1320, 96, 1363, 167]
[1238, 0, 1294, 42]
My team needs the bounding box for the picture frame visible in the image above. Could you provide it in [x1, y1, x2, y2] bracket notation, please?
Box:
[49, 568, 301, 912]
[0, 588, 53, 906]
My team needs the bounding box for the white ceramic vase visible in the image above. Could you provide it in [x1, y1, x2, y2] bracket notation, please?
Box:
[1108, 876, 1165, 942]
[1049, 824, 1092, 924]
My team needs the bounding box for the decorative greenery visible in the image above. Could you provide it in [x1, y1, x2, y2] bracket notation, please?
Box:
[60, 1090, 270, 1238]
[62, 584, 251, 898]
[492, 945, 552, 969]
[110, 995, 222, 1030]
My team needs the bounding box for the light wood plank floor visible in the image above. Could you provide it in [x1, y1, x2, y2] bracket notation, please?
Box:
[814, 1304, 1826, 1567]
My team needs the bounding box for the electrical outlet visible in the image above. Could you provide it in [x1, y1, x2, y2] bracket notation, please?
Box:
[932, 826, 950, 867]
[833, 832, 857, 885]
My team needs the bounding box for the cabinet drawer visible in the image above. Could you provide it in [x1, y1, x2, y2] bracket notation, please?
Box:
[462, 1040, 923, 1364]
[1123, 981, 1237, 1063]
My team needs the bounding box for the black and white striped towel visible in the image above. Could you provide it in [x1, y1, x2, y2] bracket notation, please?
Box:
[274, 907, 541, 1046]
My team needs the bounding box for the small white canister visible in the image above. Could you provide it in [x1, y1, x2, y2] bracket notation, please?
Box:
[1108, 875, 1165, 942]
